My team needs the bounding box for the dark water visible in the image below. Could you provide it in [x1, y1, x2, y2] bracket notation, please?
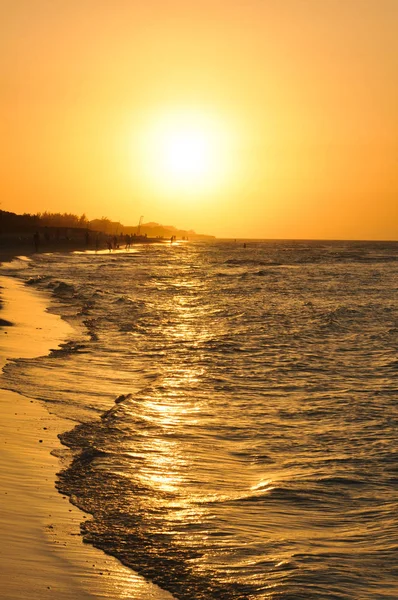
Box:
[2, 240, 398, 599]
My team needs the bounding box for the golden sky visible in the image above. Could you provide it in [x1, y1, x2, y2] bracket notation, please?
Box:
[1, 0, 397, 239]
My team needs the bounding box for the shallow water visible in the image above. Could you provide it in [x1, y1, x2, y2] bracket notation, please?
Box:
[2, 240, 398, 599]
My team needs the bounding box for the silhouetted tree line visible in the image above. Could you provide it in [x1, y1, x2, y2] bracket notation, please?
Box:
[0, 210, 117, 233]
[0, 209, 214, 240]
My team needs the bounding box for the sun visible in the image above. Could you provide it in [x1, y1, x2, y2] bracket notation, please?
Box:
[138, 109, 233, 196]
[161, 126, 212, 183]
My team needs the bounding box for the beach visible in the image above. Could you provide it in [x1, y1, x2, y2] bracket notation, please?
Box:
[0, 268, 173, 600]
[1, 241, 397, 600]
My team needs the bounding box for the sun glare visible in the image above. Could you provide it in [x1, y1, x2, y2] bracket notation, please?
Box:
[162, 127, 211, 181]
[137, 110, 233, 197]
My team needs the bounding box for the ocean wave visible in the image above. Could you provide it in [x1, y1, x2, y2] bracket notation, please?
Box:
[26, 275, 51, 285]
[3, 240, 397, 600]
[49, 340, 88, 356]
[48, 280, 77, 295]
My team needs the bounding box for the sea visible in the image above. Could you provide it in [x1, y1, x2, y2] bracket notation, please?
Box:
[1, 239, 398, 600]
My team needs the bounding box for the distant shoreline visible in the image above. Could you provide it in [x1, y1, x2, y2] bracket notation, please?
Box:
[0, 233, 166, 265]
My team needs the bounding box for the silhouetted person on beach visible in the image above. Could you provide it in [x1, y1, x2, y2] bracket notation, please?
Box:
[33, 231, 40, 252]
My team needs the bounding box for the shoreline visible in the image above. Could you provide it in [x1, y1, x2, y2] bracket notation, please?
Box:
[0, 234, 169, 263]
[0, 266, 174, 599]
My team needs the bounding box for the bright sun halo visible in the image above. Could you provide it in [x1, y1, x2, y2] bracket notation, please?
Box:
[163, 127, 210, 181]
[140, 110, 232, 196]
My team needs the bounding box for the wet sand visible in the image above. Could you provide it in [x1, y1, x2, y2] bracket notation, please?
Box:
[0, 270, 174, 599]
[0, 237, 94, 263]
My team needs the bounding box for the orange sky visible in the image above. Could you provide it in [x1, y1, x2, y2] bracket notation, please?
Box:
[1, 0, 397, 239]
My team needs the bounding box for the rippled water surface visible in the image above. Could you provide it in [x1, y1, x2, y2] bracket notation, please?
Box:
[2, 240, 398, 599]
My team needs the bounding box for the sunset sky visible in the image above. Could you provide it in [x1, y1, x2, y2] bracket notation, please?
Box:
[1, 0, 397, 240]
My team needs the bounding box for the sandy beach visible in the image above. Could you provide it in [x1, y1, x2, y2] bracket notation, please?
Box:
[0, 267, 173, 599]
